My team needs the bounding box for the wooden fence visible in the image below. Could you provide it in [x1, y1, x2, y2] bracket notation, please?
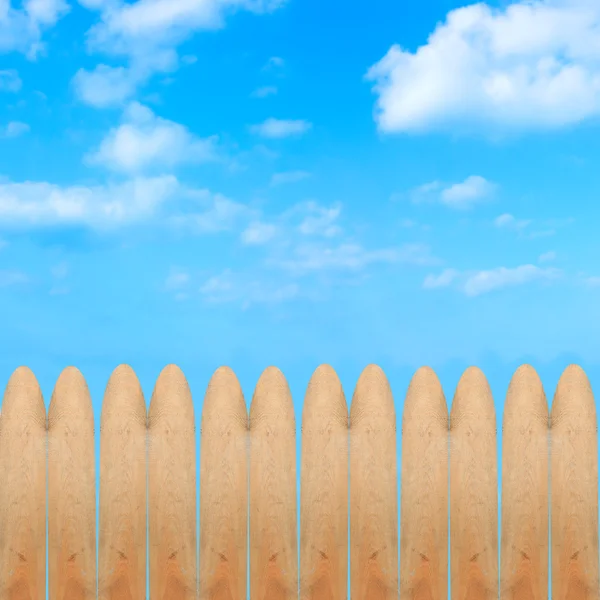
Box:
[0, 363, 597, 599]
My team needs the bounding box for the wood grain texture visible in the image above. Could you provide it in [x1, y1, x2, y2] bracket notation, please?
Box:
[500, 365, 549, 600]
[98, 364, 147, 600]
[48, 366, 97, 600]
[349, 364, 398, 600]
[0, 367, 46, 600]
[249, 366, 298, 600]
[300, 364, 348, 600]
[551, 365, 599, 600]
[199, 366, 248, 600]
[449, 366, 498, 600]
[148, 364, 197, 600]
[400, 366, 448, 600]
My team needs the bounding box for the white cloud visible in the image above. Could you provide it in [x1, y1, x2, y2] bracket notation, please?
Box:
[241, 221, 278, 245]
[74, 0, 286, 104]
[0, 0, 69, 58]
[86, 102, 218, 173]
[262, 56, 285, 70]
[463, 264, 560, 296]
[411, 175, 495, 209]
[539, 250, 556, 262]
[0, 69, 22, 92]
[366, 0, 600, 134]
[0, 175, 179, 229]
[494, 212, 530, 229]
[441, 175, 496, 208]
[73, 64, 142, 108]
[0, 269, 29, 286]
[297, 201, 342, 237]
[168, 191, 252, 234]
[423, 268, 459, 289]
[249, 118, 312, 139]
[1, 121, 30, 138]
[251, 85, 277, 98]
[165, 266, 190, 290]
[270, 170, 310, 186]
[51, 261, 68, 279]
[273, 242, 438, 274]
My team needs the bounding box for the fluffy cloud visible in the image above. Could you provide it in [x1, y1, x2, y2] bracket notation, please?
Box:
[251, 85, 278, 98]
[0, 69, 22, 92]
[273, 242, 439, 274]
[411, 175, 496, 209]
[241, 221, 278, 245]
[86, 102, 218, 173]
[73, 0, 286, 104]
[270, 170, 310, 186]
[367, 0, 600, 134]
[424, 263, 561, 295]
[1, 121, 30, 138]
[0, 175, 179, 229]
[250, 118, 312, 139]
[0, 0, 69, 58]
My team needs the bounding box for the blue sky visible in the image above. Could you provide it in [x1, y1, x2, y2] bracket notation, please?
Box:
[1, 0, 600, 595]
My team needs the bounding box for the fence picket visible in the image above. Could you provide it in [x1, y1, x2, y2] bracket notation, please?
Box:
[47, 367, 97, 600]
[399, 366, 448, 600]
[551, 365, 600, 600]
[0, 367, 46, 600]
[199, 367, 248, 600]
[148, 364, 197, 600]
[500, 365, 549, 600]
[249, 366, 298, 600]
[450, 366, 498, 600]
[98, 365, 147, 599]
[300, 364, 348, 600]
[350, 364, 398, 600]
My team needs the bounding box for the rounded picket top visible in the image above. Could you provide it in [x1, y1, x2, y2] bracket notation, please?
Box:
[404, 366, 447, 423]
[350, 363, 394, 425]
[303, 364, 347, 423]
[48, 366, 93, 424]
[148, 363, 193, 425]
[249, 366, 293, 429]
[102, 364, 146, 423]
[505, 364, 547, 422]
[203, 365, 246, 425]
[552, 364, 593, 419]
[1, 365, 45, 421]
[451, 366, 493, 424]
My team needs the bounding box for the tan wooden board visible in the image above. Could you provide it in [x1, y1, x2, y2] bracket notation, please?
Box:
[0, 367, 47, 600]
[47, 366, 97, 600]
[199, 366, 248, 600]
[500, 365, 549, 600]
[551, 365, 599, 600]
[350, 364, 398, 600]
[98, 364, 148, 599]
[249, 366, 298, 600]
[300, 364, 348, 600]
[449, 366, 498, 600]
[400, 366, 449, 600]
[148, 364, 197, 600]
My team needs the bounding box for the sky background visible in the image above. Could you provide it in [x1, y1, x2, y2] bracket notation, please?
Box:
[1, 0, 600, 596]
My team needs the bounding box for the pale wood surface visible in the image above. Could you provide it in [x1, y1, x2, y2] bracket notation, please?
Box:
[249, 366, 298, 600]
[199, 366, 248, 600]
[0, 367, 47, 600]
[300, 364, 348, 600]
[148, 364, 197, 600]
[450, 366, 498, 600]
[400, 366, 448, 600]
[500, 364, 549, 600]
[48, 366, 97, 600]
[551, 364, 599, 600]
[350, 364, 398, 600]
[98, 364, 147, 600]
